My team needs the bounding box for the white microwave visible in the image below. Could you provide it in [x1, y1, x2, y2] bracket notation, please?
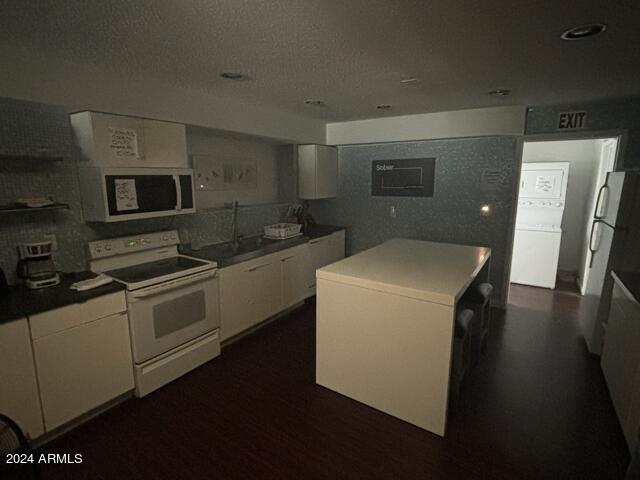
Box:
[78, 167, 196, 222]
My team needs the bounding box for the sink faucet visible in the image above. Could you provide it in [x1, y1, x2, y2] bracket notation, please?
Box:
[231, 200, 241, 251]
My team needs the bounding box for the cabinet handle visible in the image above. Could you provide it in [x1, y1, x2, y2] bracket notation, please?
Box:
[309, 238, 327, 245]
[246, 263, 271, 272]
[281, 255, 295, 262]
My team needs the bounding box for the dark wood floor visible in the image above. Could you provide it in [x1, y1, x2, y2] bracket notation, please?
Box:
[34, 284, 629, 480]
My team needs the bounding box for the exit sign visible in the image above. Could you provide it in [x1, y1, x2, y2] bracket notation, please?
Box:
[557, 111, 587, 130]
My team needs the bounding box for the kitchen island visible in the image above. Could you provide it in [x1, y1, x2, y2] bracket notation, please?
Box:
[315, 239, 491, 436]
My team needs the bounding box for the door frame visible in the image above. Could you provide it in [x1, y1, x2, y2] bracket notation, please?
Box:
[503, 129, 627, 304]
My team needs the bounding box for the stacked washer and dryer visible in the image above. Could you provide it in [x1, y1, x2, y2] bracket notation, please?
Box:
[510, 162, 570, 289]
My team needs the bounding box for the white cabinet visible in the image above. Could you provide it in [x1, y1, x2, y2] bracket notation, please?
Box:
[281, 244, 311, 309]
[70, 111, 188, 168]
[602, 278, 640, 452]
[0, 318, 44, 440]
[308, 231, 346, 294]
[219, 232, 345, 342]
[298, 144, 338, 199]
[219, 253, 282, 341]
[30, 292, 134, 431]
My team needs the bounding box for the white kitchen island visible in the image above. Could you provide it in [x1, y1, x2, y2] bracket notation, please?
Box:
[315, 238, 491, 436]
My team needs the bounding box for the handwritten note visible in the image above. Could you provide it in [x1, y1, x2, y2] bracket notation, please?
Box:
[109, 127, 139, 159]
[114, 179, 139, 211]
[535, 176, 555, 193]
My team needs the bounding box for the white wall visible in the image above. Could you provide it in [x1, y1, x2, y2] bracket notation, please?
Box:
[522, 139, 604, 274]
[186, 127, 286, 209]
[326, 106, 526, 145]
[0, 44, 325, 144]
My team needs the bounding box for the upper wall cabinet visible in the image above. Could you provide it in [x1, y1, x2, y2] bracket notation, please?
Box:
[298, 144, 338, 199]
[0, 97, 71, 160]
[70, 111, 188, 168]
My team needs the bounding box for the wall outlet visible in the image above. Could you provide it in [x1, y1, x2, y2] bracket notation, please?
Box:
[44, 234, 57, 251]
[389, 205, 397, 218]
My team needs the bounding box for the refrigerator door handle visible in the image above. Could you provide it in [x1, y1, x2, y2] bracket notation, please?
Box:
[588, 219, 603, 268]
[594, 185, 609, 220]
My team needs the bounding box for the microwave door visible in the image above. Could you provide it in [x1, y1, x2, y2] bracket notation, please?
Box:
[106, 174, 178, 217]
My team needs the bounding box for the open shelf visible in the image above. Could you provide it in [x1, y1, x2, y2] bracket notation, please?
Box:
[0, 203, 70, 214]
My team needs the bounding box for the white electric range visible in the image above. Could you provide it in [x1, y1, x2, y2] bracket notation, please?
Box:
[88, 230, 220, 397]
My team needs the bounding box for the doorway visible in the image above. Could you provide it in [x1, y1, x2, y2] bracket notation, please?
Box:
[509, 136, 621, 297]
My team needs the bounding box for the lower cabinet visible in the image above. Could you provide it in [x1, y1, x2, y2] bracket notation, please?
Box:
[281, 244, 311, 309]
[308, 230, 346, 294]
[0, 318, 44, 439]
[30, 292, 134, 432]
[602, 280, 640, 452]
[220, 231, 345, 342]
[219, 253, 282, 341]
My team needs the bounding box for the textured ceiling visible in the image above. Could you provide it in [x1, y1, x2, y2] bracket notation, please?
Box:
[1, 0, 639, 122]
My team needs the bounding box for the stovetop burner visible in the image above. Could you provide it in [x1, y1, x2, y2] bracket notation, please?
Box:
[105, 256, 211, 285]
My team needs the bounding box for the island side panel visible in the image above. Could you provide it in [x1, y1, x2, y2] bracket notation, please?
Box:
[316, 278, 455, 436]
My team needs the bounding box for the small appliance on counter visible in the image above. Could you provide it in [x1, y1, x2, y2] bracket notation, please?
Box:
[16, 241, 60, 289]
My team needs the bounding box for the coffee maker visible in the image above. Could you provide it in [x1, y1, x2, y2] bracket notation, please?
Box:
[17, 241, 60, 289]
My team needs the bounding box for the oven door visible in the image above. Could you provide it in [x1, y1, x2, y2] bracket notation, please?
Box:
[126, 269, 220, 364]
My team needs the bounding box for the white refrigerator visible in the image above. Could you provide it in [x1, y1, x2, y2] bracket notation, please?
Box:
[581, 171, 640, 354]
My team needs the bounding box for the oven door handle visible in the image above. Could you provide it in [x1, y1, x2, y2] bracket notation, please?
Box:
[128, 269, 217, 300]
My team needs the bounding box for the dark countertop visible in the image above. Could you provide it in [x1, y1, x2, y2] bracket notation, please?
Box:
[0, 271, 125, 325]
[612, 271, 640, 304]
[187, 224, 345, 268]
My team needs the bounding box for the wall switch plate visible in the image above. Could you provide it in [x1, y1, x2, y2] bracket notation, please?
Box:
[389, 205, 397, 218]
[44, 234, 57, 251]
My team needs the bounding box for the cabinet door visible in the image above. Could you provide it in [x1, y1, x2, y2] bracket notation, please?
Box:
[602, 283, 640, 449]
[281, 244, 311, 309]
[143, 119, 188, 167]
[0, 318, 44, 439]
[327, 231, 346, 263]
[307, 232, 346, 294]
[298, 145, 338, 199]
[33, 312, 134, 431]
[90, 112, 146, 165]
[220, 255, 282, 341]
[316, 145, 338, 198]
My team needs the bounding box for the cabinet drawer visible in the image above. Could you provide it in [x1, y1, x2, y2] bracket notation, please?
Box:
[30, 291, 127, 340]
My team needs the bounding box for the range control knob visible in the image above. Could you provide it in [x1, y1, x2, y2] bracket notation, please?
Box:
[162, 234, 169, 241]
[104, 243, 112, 251]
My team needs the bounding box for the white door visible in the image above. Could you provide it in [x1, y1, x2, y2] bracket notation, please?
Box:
[510, 229, 562, 288]
[281, 245, 311, 308]
[0, 318, 44, 439]
[143, 119, 188, 167]
[580, 138, 618, 295]
[126, 271, 220, 363]
[219, 255, 281, 341]
[34, 312, 134, 431]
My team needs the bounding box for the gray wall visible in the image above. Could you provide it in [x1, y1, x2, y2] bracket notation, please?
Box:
[309, 137, 520, 306]
[0, 97, 293, 284]
[525, 97, 640, 170]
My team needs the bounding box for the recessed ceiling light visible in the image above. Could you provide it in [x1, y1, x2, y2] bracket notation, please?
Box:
[400, 77, 419, 84]
[220, 72, 247, 80]
[488, 89, 511, 97]
[376, 104, 392, 110]
[561, 24, 606, 41]
[304, 99, 325, 106]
